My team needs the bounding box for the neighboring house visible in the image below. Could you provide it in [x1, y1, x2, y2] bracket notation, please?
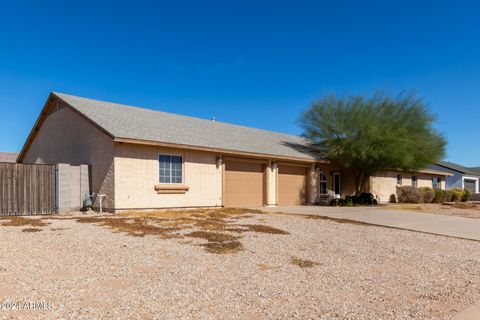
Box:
[429, 161, 480, 194]
[368, 169, 450, 203]
[17, 92, 450, 211]
[0, 152, 19, 163]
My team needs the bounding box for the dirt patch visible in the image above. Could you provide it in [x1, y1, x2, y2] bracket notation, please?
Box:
[290, 256, 319, 268]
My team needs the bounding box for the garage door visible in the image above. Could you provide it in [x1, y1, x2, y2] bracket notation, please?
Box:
[278, 165, 307, 205]
[224, 160, 264, 207]
[464, 180, 476, 193]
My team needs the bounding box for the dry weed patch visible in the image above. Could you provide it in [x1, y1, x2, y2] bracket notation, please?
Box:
[187, 231, 238, 242]
[258, 263, 281, 271]
[453, 203, 480, 210]
[201, 241, 244, 254]
[0, 217, 48, 228]
[290, 256, 319, 268]
[273, 212, 373, 227]
[72, 208, 286, 254]
[241, 224, 290, 235]
[76, 217, 181, 238]
[50, 227, 70, 231]
[22, 228, 42, 233]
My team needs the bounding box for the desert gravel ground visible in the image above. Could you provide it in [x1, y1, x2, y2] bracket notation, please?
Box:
[383, 203, 480, 219]
[0, 209, 479, 320]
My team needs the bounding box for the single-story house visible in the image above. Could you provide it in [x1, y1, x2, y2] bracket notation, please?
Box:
[429, 161, 480, 194]
[368, 169, 449, 203]
[0, 152, 19, 163]
[17, 92, 450, 211]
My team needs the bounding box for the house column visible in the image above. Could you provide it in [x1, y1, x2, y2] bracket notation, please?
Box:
[266, 160, 277, 206]
[307, 163, 318, 205]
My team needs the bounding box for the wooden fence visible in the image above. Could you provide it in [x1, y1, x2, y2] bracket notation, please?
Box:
[0, 163, 56, 216]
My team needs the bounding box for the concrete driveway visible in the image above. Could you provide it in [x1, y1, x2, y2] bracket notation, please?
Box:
[259, 206, 480, 241]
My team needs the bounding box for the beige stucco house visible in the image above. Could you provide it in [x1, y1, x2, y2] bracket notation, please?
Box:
[17, 92, 450, 211]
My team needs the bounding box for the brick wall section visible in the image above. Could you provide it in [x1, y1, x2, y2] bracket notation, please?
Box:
[114, 143, 222, 210]
[22, 105, 115, 211]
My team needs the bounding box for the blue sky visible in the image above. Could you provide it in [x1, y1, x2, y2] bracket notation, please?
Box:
[0, 1, 479, 166]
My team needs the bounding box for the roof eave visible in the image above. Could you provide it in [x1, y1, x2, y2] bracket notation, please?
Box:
[418, 169, 454, 177]
[114, 137, 325, 164]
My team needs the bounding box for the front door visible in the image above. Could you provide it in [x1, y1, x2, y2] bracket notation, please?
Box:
[333, 172, 341, 197]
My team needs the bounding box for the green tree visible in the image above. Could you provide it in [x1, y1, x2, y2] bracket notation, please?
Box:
[299, 92, 446, 195]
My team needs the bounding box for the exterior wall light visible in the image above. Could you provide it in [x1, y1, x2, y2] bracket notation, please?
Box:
[271, 161, 277, 170]
[216, 156, 223, 168]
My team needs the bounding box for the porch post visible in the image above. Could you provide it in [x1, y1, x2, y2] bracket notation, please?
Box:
[308, 164, 318, 205]
[266, 160, 277, 206]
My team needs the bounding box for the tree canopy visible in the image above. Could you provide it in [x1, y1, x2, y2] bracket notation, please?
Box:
[299, 92, 446, 195]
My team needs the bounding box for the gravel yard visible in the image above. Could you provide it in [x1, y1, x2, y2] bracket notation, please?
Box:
[384, 203, 480, 219]
[0, 208, 479, 319]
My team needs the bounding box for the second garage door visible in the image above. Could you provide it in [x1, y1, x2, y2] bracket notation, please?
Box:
[278, 165, 307, 205]
[224, 160, 264, 207]
[464, 179, 476, 194]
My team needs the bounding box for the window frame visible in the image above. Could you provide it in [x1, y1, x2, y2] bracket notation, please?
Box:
[432, 177, 441, 189]
[411, 175, 417, 188]
[158, 153, 184, 184]
[319, 172, 328, 196]
[397, 174, 402, 186]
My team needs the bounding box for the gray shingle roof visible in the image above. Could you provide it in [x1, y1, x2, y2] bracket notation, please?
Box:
[470, 167, 480, 175]
[54, 92, 315, 160]
[436, 161, 480, 176]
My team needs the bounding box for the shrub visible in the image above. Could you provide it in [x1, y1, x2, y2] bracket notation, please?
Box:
[330, 198, 347, 206]
[420, 187, 435, 203]
[450, 189, 464, 202]
[433, 189, 444, 203]
[462, 189, 472, 202]
[444, 190, 453, 202]
[397, 186, 423, 203]
[346, 198, 353, 207]
[346, 193, 378, 206]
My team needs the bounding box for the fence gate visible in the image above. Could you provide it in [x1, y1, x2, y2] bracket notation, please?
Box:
[0, 163, 56, 216]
